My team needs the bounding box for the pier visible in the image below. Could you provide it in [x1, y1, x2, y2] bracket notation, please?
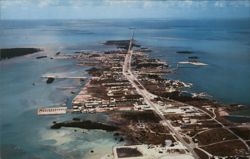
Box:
[37, 107, 68, 115]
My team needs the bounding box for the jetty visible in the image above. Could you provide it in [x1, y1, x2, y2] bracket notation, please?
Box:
[37, 107, 67, 115]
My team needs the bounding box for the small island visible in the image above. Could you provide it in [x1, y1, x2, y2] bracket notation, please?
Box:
[176, 50, 193, 54]
[51, 120, 118, 131]
[0, 48, 42, 60]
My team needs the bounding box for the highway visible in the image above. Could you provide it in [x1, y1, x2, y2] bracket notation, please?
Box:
[122, 35, 200, 159]
[122, 33, 250, 158]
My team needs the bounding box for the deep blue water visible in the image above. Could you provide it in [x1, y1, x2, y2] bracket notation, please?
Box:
[1, 19, 250, 105]
[0, 19, 250, 158]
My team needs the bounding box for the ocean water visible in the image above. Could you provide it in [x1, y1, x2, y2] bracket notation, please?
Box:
[0, 19, 250, 158]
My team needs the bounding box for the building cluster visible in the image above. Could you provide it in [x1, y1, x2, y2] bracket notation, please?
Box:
[72, 51, 151, 113]
[160, 103, 218, 135]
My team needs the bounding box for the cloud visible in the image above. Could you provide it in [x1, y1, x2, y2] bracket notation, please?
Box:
[1, 0, 250, 19]
[214, 1, 226, 8]
[229, 0, 250, 7]
[38, 0, 55, 8]
[1, 0, 29, 8]
[1, 0, 250, 9]
[184, 0, 193, 6]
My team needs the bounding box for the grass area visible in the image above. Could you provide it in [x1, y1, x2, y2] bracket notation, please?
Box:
[203, 140, 248, 156]
[230, 127, 250, 140]
[195, 128, 237, 145]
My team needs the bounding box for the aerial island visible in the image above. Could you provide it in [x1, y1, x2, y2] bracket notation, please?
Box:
[37, 35, 250, 159]
[0, 48, 42, 59]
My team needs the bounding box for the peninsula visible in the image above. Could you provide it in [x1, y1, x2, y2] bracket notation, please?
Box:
[48, 33, 250, 159]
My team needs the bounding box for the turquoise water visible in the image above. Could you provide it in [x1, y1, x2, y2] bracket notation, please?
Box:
[0, 19, 250, 158]
[0, 54, 120, 159]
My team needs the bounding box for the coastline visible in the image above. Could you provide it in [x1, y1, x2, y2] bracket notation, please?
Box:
[48, 39, 250, 158]
[0, 48, 42, 60]
[1, 18, 250, 159]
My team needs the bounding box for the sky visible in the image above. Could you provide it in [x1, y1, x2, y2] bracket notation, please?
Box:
[1, 0, 250, 19]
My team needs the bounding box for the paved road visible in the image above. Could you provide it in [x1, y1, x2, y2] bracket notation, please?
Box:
[122, 36, 250, 158]
[197, 106, 250, 151]
[122, 38, 200, 159]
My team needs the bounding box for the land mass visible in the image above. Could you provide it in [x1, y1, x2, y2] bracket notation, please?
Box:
[51, 120, 118, 131]
[48, 39, 250, 159]
[0, 48, 42, 59]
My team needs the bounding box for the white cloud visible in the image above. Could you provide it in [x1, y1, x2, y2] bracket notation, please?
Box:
[38, 0, 55, 8]
[184, 0, 193, 6]
[1, 0, 29, 8]
[1, 0, 250, 10]
[0, 0, 246, 7]
[214, 1, 225, 8]
[143, 1, 154, 9]
[229, 0, 250, 7]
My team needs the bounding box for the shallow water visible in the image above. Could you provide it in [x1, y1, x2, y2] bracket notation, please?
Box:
[0, 52, 120, 159]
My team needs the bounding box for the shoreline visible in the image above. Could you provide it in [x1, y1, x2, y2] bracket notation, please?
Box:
[0, 48, 42, 60]
[48, 39, 250, 158]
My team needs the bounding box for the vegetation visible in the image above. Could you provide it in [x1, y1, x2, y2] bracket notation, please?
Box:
[51, 120, 118, 131]
[194, 148, 209, 159]
[230, 127, 250, 140]
[46, 77, 55, 84]
[121, 110, 161, 123]
[203, 140, 248, 156]
[87, 67, 106, 77]
[0, 48, 41, 59]
[104, 40, 140, 49]
[136, 63, 166, 69]
[116, 148, 142, 158]
[195, 128, 237, 145]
